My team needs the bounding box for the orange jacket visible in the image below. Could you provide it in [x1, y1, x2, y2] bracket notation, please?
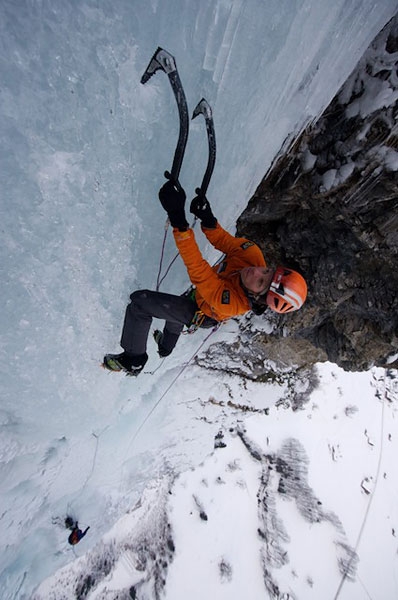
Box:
[173, 223, 266, 321]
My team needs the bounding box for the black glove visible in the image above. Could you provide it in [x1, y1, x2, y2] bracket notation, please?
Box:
[190, 191, 217, 228]
[158, 180, 188, 231]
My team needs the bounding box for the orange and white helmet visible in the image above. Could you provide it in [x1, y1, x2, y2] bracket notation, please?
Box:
[266, 266, 307, 313]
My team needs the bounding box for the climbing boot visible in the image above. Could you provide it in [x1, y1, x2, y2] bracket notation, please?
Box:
[153, 330, 172, 357]
[102, 352, 147, 376]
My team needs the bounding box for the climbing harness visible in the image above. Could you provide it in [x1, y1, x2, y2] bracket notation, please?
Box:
[185, 309, 206, 333]
[180, 286, 219, 334]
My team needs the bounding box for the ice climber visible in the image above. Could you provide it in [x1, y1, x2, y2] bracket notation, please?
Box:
[103, 180, 307, 375]
[67, 520, 90, 546]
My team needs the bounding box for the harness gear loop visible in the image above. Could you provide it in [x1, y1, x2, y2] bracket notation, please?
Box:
[183, 286, 204, 334]
[185, 309, 206, 334]
[182, 286, 220, 333]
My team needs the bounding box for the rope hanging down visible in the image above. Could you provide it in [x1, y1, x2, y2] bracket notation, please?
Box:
[156, 216, 197, 291]
[120, 323, 220, 483]
[333, 370, 387, 600]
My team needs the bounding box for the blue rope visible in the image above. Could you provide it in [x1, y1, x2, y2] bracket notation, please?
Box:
[156, 217, 198, 291]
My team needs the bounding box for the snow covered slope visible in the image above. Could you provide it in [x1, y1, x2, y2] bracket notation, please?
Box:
[34, 364, 398, 599]
[1, 1, 397, 598]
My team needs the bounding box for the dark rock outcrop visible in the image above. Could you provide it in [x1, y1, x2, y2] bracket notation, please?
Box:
[235, 15, 398, 372]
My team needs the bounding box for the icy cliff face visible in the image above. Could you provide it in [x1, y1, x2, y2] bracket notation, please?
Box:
[237, 16, 398, 372]
[1, 2, 398, 599]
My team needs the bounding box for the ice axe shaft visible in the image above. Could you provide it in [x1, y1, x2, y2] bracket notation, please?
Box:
[141, 47, 189, 184]
[192, 98, 216, 197]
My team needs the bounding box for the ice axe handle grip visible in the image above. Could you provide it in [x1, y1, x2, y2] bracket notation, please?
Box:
[195, 188, 208, 208]
[164, 170, 183, 193]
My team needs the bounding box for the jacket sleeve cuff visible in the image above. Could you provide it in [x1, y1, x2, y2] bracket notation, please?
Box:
[173, 228, 192, 241]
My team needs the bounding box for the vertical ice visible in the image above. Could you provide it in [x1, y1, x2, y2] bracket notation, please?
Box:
[0, 0, 397, 597]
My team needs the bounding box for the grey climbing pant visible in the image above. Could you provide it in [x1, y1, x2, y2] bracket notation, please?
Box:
[120, 289, 198, 356]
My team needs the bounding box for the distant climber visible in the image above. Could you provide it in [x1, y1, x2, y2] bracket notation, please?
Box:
[65, 516, 90, 545]
[103, 180, 307, 375]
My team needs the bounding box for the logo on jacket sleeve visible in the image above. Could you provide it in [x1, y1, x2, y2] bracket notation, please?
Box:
[221, 290, 230, 304]
[241, 241, 254, 250]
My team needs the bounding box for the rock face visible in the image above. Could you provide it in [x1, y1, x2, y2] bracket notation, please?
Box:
[233, 15, 398, 373]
